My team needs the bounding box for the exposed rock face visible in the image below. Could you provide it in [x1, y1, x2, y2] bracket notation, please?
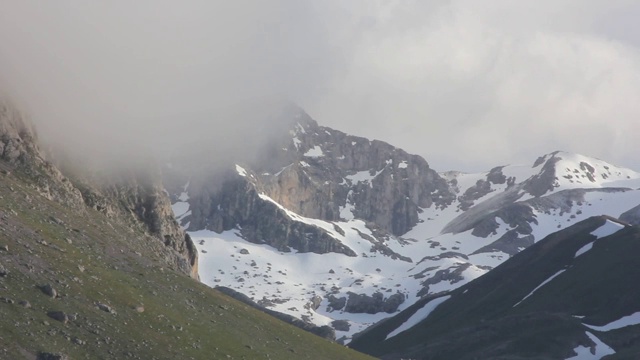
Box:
[0, 98, 198, 279]
[77, 169, 199, 279]
[416, 263, 472, 297]
[185, 172, 356, 256]
[255, 109, 455, 236]
[0, 99, 85, 208]
[327, 295, 347, 311]
[344, 292, 405, 314]
[523, 154, 561, 197]
[168, 106, 455, 256]
[471, 231, 535, 256]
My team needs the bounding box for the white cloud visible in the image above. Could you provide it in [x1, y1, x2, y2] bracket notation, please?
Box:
[303, 0, 640, 171]
[0, 0, 639, 171]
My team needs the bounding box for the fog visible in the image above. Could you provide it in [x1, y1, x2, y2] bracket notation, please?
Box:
[1, 1, 639, 172]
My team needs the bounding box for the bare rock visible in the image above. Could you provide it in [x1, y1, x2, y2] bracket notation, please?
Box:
[37, 352, 69, 360]
[40, 284, 57, 298]
[305, 295, 322, 311]
[344, 291, 405, 314]
[331, 319, 351, 331]
[326, 295, 346, 311]
[96, 302, 115, 314]
[47, 311, 69, 324]
[0, 264, 8, 277]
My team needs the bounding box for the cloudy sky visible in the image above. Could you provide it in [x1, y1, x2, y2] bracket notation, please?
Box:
[0, 1, 639, 171]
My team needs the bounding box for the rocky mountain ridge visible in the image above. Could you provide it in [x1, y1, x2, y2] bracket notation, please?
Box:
[167, 106, 640, 341]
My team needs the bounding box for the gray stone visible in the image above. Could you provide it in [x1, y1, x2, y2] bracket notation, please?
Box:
[331, 319, 351, 331]
[40, 284, 57, 298]
[96, 302, 115, 314]
[305, 295, 322, 310]
[344, 291, 405, 314]
[327, 295, 346, 311]
[37, 352, 69, 360]
[47, 311, 69, 324]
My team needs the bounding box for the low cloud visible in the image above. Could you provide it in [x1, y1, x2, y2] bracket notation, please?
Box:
[0, 1, 639, 172]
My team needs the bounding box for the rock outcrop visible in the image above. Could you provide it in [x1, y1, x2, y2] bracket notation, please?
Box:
[343, 292, 405, 314]
[167, 106, 456, 256]
[0, 99, 85, 208]
[254, 108, 455, 236]
[0, 97, 198, 279]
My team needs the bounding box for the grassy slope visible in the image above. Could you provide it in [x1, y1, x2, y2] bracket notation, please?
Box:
[351, 216, 640, 359]
[0, 171, 373, 360]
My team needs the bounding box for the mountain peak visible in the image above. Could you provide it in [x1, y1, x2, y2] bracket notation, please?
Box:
[530, 151, 640, 194]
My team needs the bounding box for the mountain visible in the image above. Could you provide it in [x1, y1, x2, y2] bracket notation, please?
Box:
[349, 215, 640, 359]
[164, 105, 640, 342]
[0, 98, 372, 360]
[3, 91, 638, 358]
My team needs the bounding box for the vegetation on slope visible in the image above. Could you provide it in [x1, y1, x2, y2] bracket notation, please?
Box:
[0, 169, 372, 360]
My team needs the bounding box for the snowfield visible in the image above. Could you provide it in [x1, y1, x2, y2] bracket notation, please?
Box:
[583, 311, 640, 332]
[173, 151, 640, 342]
[565, 332, 615, 359]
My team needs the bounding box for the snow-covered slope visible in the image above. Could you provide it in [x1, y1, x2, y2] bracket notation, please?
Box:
[165, 108, 640, 343]
[350, 216, 640, 359]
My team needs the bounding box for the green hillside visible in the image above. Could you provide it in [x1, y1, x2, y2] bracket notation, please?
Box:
[0, 169, 373, 360]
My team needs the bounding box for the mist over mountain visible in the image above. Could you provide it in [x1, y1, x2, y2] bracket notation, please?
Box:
[2, 2, 640, 359]
[2, 1, 640, 173]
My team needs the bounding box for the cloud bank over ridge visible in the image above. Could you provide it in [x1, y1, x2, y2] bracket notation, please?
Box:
[0, 1, 639, 171]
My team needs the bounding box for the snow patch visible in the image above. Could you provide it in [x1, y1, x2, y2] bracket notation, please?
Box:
[235, 164, 248, 177]
[590, 220, 625, 239]
[398, 161, 408, 169]
[171, 202, 190, 219]
[583, 311, 640, 332]
[565, 331, 615, 359]
[514, 269, 566, 307]
[574, 242, 594, 258]
[346, 169, 385, 187]
[304, 146, 324, 158]
[292, 137, 301, 150]
[340, 191, 355, 220]
[386, 295, 451, 340]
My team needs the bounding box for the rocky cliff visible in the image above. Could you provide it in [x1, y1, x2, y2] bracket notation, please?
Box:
[167, 106, 455, 255]
[77, 168, 199, 279]
[0, 98, 198, 279]
[0, 98, 85, 208]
